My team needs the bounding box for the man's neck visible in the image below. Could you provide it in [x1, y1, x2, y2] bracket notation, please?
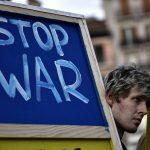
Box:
[115, 121, 124, 139]
[117, 126, 124, 139]
[115, 121, 127, 150]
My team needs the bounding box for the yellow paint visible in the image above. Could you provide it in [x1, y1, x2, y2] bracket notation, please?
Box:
[110, 139, 115, 150]
[146, 112, 150, 150]
[0, 138, 113, 150]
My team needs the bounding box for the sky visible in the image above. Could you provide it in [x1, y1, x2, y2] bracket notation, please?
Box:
[12, 0, 105, 20]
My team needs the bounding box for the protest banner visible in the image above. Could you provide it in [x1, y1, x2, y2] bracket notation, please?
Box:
[0, 1, 122, 150]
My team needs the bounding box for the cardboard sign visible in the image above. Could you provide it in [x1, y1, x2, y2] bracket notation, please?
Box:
[0, 5, 107, 127]
[0, 2, 122, 150]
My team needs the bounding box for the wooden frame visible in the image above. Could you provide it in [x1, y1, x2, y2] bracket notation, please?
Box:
[0, 1, 122, 150]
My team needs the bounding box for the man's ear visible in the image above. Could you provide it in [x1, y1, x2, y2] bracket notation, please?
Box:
[106, 94, 113, 107]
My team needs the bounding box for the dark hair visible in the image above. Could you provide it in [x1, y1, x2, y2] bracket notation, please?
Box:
[104, 65, 150, 103]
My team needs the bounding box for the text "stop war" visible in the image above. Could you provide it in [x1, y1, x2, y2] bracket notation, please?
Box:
[0, 16, 89, 104]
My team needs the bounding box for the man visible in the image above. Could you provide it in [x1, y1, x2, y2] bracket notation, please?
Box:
[104, 65, 150, 150]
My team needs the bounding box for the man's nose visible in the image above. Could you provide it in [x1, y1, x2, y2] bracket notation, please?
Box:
[138, 101, 148, 115]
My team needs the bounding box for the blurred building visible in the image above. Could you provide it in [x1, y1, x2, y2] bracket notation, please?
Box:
[104, 0, 150, 72]
[103, 0, 150, 149]
[86, 18, 114, 76]
[28, 0, 40, 6]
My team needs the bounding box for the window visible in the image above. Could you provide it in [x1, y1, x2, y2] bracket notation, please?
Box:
[120, 27, 137, 45]
[145, 25, 150, 40]
[120, 0, 130, 15]
[143, 0, 150, 12]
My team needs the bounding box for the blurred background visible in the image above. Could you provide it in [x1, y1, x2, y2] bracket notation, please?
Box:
[0, 0, 149, 149]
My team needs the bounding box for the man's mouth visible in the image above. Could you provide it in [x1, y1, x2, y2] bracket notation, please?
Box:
[133, 118, 142, 125]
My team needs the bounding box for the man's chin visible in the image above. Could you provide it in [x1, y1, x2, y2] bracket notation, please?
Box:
[126, 127, 138, 133]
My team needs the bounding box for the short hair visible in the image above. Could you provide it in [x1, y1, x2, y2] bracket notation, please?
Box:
[104, 65, 150, 103]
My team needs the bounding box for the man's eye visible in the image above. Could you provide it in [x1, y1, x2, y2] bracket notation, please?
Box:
[133, 97, 140, 102]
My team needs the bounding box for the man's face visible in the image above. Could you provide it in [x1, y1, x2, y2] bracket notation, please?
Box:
[111, 86, 148, 133]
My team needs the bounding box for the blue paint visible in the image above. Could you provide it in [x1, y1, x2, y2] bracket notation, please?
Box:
[9, 19, 31, 48]
[0, 17, 14, 45]
[33, 22, 53, 51]
[0, 10, 108, 127]
[0, 54, 30, 101]
[35, 56, 62, 103]
[55, 59, 89, 104]
[50, 24, 68, 56]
